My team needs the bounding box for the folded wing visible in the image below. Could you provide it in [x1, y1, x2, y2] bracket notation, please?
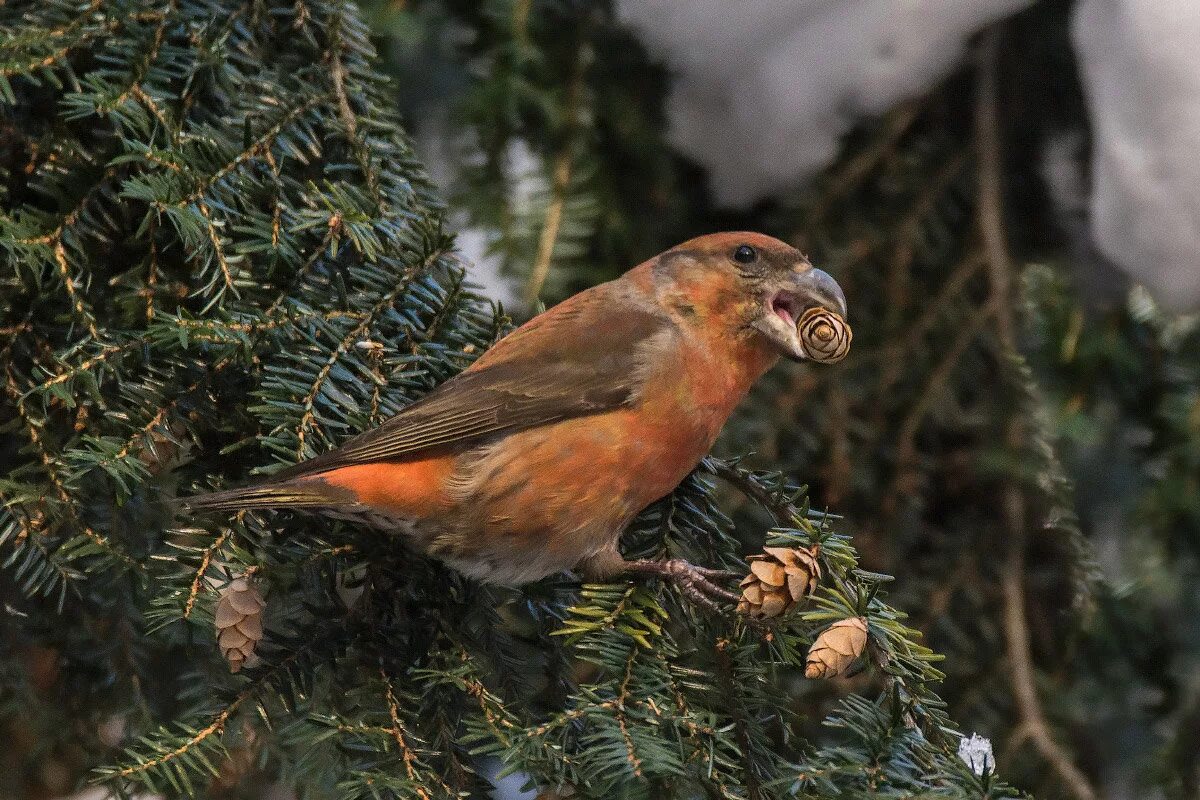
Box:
[268, 289, 669, 481]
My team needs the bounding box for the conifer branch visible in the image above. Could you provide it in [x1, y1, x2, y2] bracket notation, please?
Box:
[4, 368, 138, 573]
[616, 649, 645, 778]
[173, 98, 324, 208]
[380, 668, 443, 798]
[294, 246, 445, 457]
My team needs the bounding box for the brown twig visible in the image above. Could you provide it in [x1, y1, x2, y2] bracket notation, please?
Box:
[976, 28, 1097, 800]
[380, 669, 444, 799]
[615, 649, 645, 778]
[706, 459, 795, 527]
[523, 51, 587, 306]
[1001, 543, 1096, 800]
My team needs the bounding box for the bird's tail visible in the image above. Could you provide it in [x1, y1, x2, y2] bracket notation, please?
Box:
[181, 481, 337, 514]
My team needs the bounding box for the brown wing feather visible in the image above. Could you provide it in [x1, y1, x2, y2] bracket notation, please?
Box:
[270, 283, 668, 481]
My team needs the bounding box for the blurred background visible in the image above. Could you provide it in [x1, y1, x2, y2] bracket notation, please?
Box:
[354, 1, 1199, 797]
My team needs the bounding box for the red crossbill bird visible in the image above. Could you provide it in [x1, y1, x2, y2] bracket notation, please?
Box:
[186, 232, 847, 607]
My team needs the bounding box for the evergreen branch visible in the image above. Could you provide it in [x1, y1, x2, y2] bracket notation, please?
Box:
[615, 649, 645, 779]
[12, 164, 118, 246]
[100, 640, 319, 787]
[379, 668, 444, 799]
[263, 212, 341, 317]
[95, 6, 173, 114]
[195, 199, 239, 306]
[706, 458, 798, 526]
[176, 308, 367, 336]
[714, 639, 760, 800]
[329, 49, 357, 139]
[131, 83, 178, 143]
[144, 215, 161, 320]
[0, 0, 109, 77]
[0, 503, 79, 601]
[420, 266, 468, 344]
[24, 341, 131, 395]
[463, 674, 516, 752]
[4, 367, 139, 574]
[52, 240, 100, 340]
[324, 7, 382, 207]
[294, 245, 445, 458]
[107, 697, 238, 784]
[98, 382, 205, 473]
[172, 97, 324, 209]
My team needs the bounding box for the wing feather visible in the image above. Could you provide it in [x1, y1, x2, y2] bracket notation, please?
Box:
[270, 288, 668, 481]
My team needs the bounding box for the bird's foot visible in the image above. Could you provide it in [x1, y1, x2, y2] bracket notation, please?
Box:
[625, 558, 741, 612]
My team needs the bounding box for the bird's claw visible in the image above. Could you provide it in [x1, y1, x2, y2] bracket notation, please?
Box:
[629, 558, 741, 612]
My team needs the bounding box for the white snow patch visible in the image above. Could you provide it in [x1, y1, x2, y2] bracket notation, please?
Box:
[1072, 0, 1200, 312]
[957, 732, 995, 776]
[618, 0, 1031, 205]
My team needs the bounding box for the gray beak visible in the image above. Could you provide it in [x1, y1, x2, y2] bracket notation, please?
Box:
[801, 268, 847, 318]
[752, 267, 848, 361]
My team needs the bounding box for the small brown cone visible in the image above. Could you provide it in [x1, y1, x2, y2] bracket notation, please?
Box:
[216, 576, 265, 673]
[737, 545, 820, 619]
[797, 307, 852, 364]
[805, 616, 868, 679]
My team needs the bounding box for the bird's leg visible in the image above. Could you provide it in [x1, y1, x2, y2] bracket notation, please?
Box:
[579, 547, 741, 612]
[625, 559, 743, 611]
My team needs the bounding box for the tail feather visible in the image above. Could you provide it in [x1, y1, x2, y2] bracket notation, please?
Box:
[181, 482, 336, 514]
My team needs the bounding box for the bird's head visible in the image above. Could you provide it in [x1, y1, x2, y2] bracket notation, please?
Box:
[653, 232, 847, 363]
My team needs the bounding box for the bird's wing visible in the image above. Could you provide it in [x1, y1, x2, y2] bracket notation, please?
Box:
[270, 287, 669, 481]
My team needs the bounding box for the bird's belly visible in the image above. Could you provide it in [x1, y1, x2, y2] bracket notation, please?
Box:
[428, 403, 722, 584]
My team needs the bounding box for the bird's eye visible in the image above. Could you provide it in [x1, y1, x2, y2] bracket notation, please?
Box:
[733, 244, 757, 264]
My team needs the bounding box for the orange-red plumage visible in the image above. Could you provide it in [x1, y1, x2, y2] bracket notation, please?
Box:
[186, 232, 847, 598]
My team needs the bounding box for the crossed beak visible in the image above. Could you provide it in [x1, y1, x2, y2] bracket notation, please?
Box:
[753, 267, 847, 362]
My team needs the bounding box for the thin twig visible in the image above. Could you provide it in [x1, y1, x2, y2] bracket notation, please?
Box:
[706, 459, 794, 527]
[1001, 544, 1096, 800]
[804, 101, 923, 231]
[523, 52, 586, 305]
[976, 28, 1097, 800]
[615, 649, 645, 778]
[524, 148, 572, 305]
[380, 668, 441, 799]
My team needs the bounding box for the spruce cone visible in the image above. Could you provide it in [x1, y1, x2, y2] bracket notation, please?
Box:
[215, 576, 265, 673]
[804, 616, 868, 678]
[798, 307, 852, 364]
[737, 545, 821, 619]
